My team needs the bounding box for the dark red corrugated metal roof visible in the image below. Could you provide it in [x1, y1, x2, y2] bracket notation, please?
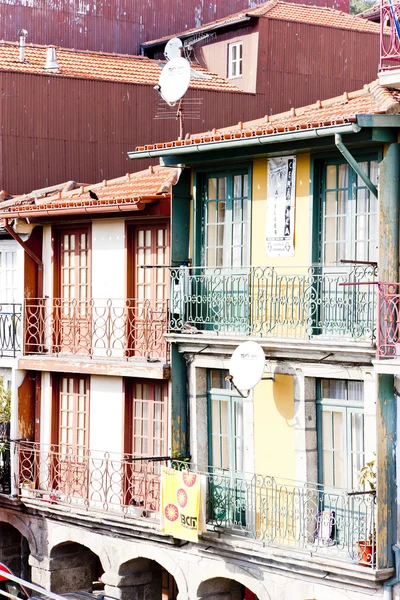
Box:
[142, 0, 381, 48]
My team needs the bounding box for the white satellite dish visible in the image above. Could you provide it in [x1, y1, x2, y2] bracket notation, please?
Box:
[158, 56, 191, 106]
[164, 37, 183, 61]
[229, 341, 266, 394]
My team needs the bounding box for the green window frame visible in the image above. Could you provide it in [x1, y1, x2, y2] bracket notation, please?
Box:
[203, 170, 250, 269]
[315, 156, 379, 265]
[317, 379, 365, 490]
[207, 369, 244, 472]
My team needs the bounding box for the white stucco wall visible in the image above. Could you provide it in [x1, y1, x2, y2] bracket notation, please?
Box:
[89, 375, 123, 455]
[92, 220, 126, 300]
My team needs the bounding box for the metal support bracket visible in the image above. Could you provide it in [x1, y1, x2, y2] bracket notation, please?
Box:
[334, 134, 378, 198]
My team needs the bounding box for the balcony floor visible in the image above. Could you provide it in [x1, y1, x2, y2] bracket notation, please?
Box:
[166, 333, 376, 365]
[18, 354, 170, 379]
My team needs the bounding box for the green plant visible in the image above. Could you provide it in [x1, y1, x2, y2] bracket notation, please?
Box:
[359, 455, 377, 491]
[0, 378, 11, 423]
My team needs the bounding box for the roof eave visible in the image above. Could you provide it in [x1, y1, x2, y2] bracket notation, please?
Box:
[140, 15, 254, 51]
[128, 121, 362, 161]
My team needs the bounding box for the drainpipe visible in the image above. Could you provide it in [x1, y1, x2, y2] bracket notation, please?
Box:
[384, 545, 400, 600]
[334, 133, 378, 198]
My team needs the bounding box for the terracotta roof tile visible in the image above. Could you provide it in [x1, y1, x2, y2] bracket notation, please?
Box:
[135, 81, 400, 152]
[143, 0, 382, 47]
[0, 42, 243, 93]
[0, 166, 179, 218]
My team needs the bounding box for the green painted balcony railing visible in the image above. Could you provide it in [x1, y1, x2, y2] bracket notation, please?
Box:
[170, 265, 378, 341]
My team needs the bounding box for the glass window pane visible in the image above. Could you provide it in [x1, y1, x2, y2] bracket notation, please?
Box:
[208, 178, 217, 200]
[218, 178, 226, 199]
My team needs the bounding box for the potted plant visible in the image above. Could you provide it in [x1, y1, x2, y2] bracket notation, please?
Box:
[356, 456, 376, 566]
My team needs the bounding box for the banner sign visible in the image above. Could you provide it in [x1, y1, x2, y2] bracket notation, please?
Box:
[160, 467, 206, 542]
[265, 156, 296, 257]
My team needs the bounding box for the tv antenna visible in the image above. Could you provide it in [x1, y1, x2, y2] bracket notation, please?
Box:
[155, 37, 209, 139]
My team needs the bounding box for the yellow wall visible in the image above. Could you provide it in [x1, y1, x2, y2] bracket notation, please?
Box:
[254, 374, 295, 479]
[251, 154, 312, 267]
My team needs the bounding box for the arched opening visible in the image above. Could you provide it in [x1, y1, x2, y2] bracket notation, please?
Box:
[106, 558, 178, 600]
[197, 578, 259, 600]
[49, 542, 104, 594]
[0, 523, 30, 580]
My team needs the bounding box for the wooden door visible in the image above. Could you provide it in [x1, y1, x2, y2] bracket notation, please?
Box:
[52, 376, 89, 498]
[54, 228, 91, 353]
[128, 223, 169, 357]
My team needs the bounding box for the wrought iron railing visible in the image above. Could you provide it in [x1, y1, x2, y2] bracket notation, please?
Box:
[380, 0, 400, 72]
[0, 303, 22, 357]
[24, 298, 168, 361]
[378, 283, 400, 358]
[0, 435, 11, 494]
[170, 265, 377, 341]
[16, 442, 377, 567]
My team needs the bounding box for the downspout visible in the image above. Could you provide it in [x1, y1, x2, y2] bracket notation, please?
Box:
[384, 545, 400, 600]
[4, 219, 43, 296]
[334, 133, 378, 198]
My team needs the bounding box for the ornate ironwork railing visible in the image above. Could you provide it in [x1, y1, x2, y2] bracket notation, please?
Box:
[17, 441, 169, 517]
[377, 283, 400, 358]
[24, 298, 168, 361]
[0, 433, 11, 495]
[170, 265, 377, 341]
[17, 442, 377, 567]
[0, 303, 22, 358]
[380, 0, 400, 72]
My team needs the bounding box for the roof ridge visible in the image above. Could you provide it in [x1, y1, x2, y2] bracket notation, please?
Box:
[368, 79, 400, 114]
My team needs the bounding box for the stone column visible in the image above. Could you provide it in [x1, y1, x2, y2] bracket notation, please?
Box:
[30, 545, 96, 593]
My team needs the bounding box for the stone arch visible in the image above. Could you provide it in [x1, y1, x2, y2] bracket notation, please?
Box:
[0, 512, 37, 555]
[197, 575, 269, 600]
[112, 548, 188, 600]
[48, 529, 111, 572]
[48, 541, 104, 594]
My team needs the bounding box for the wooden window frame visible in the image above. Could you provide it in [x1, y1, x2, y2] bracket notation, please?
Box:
[53, 224, 92, 300]
[228, 41, 243, 79]
[124, 379, 168, 459]
[51, 374, 90, 453]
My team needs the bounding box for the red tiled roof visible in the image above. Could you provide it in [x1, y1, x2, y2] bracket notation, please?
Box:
[142, 0, 382, 47]
[135, 81, 400, 152]
[0, 42, 243, 93]
[0, 166, 179, 219]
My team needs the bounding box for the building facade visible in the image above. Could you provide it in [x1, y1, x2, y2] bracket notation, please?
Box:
[0, 76, 399, 598]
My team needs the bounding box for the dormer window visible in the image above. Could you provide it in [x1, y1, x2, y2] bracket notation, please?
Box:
[228, 41, 243, 79]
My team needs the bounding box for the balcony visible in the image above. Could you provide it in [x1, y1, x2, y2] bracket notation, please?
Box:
[24, 298, 169, 362]
[0, 303, 22, 358]
[377, 283, 400, 359]
[17, 442, 377, 569]
[170, 265, 377, 343]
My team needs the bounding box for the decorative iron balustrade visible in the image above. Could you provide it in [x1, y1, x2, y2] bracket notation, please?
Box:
[377, 283, 400, 358]
[17, 442, 377, 567]
[0, 438, 11, 495]
[0, 303, 22, 357]
[170, 265, 377, 341]
[18, 441, 169, 517]
[24, 298, 168, 361]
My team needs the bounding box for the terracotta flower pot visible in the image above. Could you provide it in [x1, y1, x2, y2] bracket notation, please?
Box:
[357, 540, 375, 566]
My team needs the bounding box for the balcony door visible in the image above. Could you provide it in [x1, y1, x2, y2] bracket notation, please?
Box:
[315, 159, 378, 338]
[52, 375, 90, 498]
[124, 380, 168, 509]
[207, 369, 246, 527]
[127, 223, 169, 358]
[200, 171, 250, 333]
[54, 227, 91, 353]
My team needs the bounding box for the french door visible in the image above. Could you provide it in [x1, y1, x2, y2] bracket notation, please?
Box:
[201, 171, 250, 333]
[128, 223, 169, 357]
[316, 158, 378, 337]
[54, 227, 91, 353]
[52, 375, 90, 497]
[124, 380, 168, 509]
[207, 369, 246, 527]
